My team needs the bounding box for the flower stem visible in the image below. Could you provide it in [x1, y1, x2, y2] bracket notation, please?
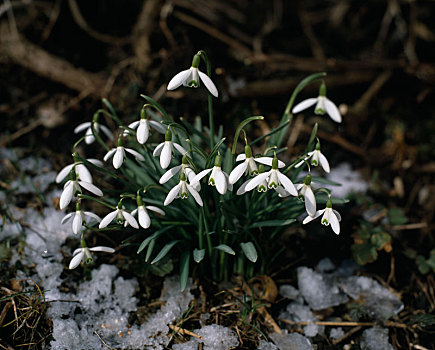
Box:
[198, 50, 215, 150]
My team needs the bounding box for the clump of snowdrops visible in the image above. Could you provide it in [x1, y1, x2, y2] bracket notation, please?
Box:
[58, 50, 344, 290]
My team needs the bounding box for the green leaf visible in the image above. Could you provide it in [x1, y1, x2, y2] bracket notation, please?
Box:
[137, 226, 175, 254]
[102, 98, 118, 118]
[351, 243, 378, 265]
[232, 116, 264, 154]
[206, 138, 227, 168]
[148, 257, 174, 277]
[306, 122, 318, 153]
[310, 176, 342, 186]
[250, 218, 296, 228]
[180, 251, 190, 292]
[193, 249, 205, 263]
[409, 313, 435, 328]
[151, 240, 180, 264]
[215, 244, 235, 255]
[387, 208, 408, 225]
[140, 94, 170, 120]
[241, 242, 258, 263]
[370, 231, 391, 250]
[145, 239, 156, 262]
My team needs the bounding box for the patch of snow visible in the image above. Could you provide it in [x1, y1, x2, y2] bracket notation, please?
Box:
[326, 163, 368, 198]
[280, 303, 324, 337]
[316, 257, 335, 272]
[359, 327, 394, 350]
[329, 327, 344, 339]
[172, 324, 239, 350]
[269, 332, 314, 350]
[257, 339, 279, 350]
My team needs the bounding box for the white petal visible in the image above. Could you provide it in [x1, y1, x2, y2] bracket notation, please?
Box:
[128, 120, 140, 130]
[304, 186, 316, 217]
[72, 212, 82, 234]
[245, 172, 269, 192]
[60, 182, 74, 210]
[164, 183, 181, 206]
[198, 71, 218, 97]
[61, 212, 74, 224]
[187, 184, 203, 206]
[254, 157, 285, 168]
[99, 124, 114, 140]
[333, 209, 342, 222]
[146, 205, 165, 216]
[103, 148, 116, 162]
[292, 98, 318, 114]
[173, 143, 187, 155]
[125, 148, 145, 161]
[191, 168, 212, 185]
[76, 164, 93, 183]
[123, 211, 139, 229]
[185, 168, 197, 183]
[302, 209, 325, 224]
[137, 120, 149, 144]
[69, 251, 84, 269]
[325, 98, 342, 123]
[330, 211, 340, 234]
[138, 206, 151, 229]
[277, 172, 298, 196]
[83, 211, 101, 222]
[275, 186, 290, 197]
[236, 178, 251, 195]
[318, 152, 330, 173]
[74, 122, 91, 133]
[153, 142, 164, 156]
[99, 210, 118, 228]
[160, 142, 172, 169]
[72, 248, 82, 256]
[113, 147, 124, 169]
[89, 246, 115, 253]
[56, 164, 74, 183]
[167, 69, 191, 90]
[229, 162, 248, 184]
[236, 154, 246, 162]
[214, 169, 227, 195]
[160, 165, 182, 184]
[149, 120, 167, 134]
[78, 181, 103, 196]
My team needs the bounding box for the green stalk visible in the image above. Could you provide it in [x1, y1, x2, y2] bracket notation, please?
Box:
[198, 50, 215, 150]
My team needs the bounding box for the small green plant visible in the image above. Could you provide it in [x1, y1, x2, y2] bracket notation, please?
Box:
[57, 50, 344, 289]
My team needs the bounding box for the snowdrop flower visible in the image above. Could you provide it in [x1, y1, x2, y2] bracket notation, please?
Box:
[74, 117, 114, 144]
[60, 170, 103, 210]
[229, 145, 285, 185]
[245, 156, 298, 196]
[164, 171, 203, 206]
[295, 141, 330, 173]
[69, 240, 115, 269]
[104, 137, 145, 169]
[124, 109, 166, 144]
[303, 198, 341, 235]
[292, 82, 342, 123]
[191, 154, 231, 195]
[61, 202, 101, 234]
[56, 154, 102, 184]
[167, 53, 218, 97]
[128, 194, 165, 229]
[153, 128, 187, 169]
[159, 154, 197, 185]
[236, 164, 268, 195]
[99, 203, 139, 229]
[296, 174, 316, 217]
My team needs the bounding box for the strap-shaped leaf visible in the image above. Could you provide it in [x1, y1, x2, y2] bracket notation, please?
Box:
[140, 94, 170, 120]
[241, 242, 258, 263]
[180, 251, 190, 292]
[151, 240, 180, 264]
[137, 226, 174, 254]
[215, 244, 235, 255]
[232, 116, 263, 154]
[250, 218, 296, 228]
[145, 239, 156, 263]
[193, 249, 206, 263]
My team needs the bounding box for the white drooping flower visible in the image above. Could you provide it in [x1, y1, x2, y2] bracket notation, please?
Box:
[56, 155, 102, 184]
[229, 145, 285, 185]
[74, 120, 114, 144]
[159, 154, 197, 185]
[164, 171, 203, 206]
[292, 82, 342, 123]
[296, 174, 316, 217]
[69, 241, 115, 269]
[303, 198, 341, 235]
[167, 53, 218, 97]
[153, 128, 187, 169]
[191, 154, 231, 195]
[59, 171, 103, 210]
[127, 194, 165, 229]
[104, 138, 145, 169]
[124, 109, 166, 144]
[245, 156, 298, 196]
[61, 203, 101, 234]
[295, 141, 330, 173]
[99, 204, 139, 229]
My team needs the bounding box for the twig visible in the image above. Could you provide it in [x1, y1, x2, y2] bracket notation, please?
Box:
[169, 324, 203, 340]
[390, 222, 428, 231]
[40, 0, 62, 42]
[94, 331, 116, 350]
[332, 326, 363, 345]
[280, 319, 407, 328]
